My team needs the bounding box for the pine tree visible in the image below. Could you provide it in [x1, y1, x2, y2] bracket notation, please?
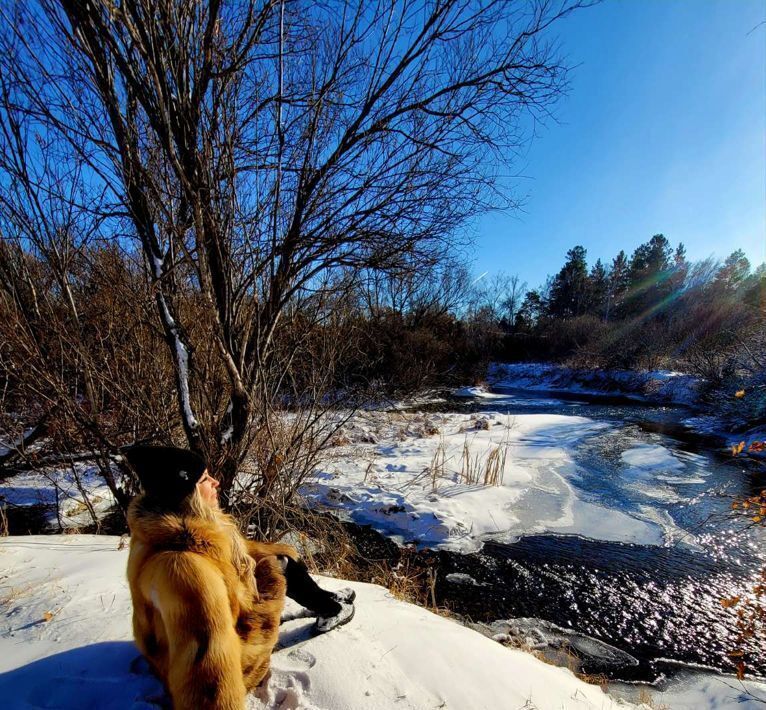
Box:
[515, 290, 545, 329]
[715, 249, 751, 293]
[547, 246, 590, 318]
[605, 250, 630, 322]
[624, 234, 673, 317]
[588, 258, 609, 318]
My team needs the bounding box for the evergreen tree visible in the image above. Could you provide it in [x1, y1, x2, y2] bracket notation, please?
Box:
[624, 234, 674, 317]
[547, 246, 590, 318]
[715, 249, 751, 293]
[605, 250, 630, 321]
[629, 234, 672, 279]
[515, 289, 544, 329]
[588, 258, 609, 318]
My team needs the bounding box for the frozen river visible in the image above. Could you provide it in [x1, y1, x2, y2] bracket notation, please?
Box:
[434, 387, 765, 681]
[310, 386, 765, 684]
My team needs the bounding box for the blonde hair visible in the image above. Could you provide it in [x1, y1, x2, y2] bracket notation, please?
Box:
[186, 488, 257, 595]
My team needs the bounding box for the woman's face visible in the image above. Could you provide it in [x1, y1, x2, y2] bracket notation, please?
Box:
[197, 469, 220, 507]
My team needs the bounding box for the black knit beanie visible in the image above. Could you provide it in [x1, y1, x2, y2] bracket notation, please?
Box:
[124, 445, 207, 506]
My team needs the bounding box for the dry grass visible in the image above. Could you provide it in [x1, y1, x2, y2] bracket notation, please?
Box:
[418, 431, 511, 492]
[368, 557, 451, 617]
[483, 444, 506, 486]
[0, 581, 35, 607]
[460, 439, 507, 487]
[266, 509, 358, 579]
[636, 688, 670, 710]
[576, 670, 610, 689]
[460, 440, 481, 484]
[429, 438, 447, 493]
[309, 525, 452, 618]
[362, 456, 376, 485]
[506, 641, 614, 695]
[380, 557, 426, 604]
[421, 422, 440, 437]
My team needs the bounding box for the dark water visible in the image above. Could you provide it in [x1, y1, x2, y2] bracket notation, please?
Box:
[395, 387, 766, 682]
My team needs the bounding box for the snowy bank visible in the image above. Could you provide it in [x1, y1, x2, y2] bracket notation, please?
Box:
[304, 410, 691, 552]
[0, 535, 634, 710]
[0, 464, 117, 530]
[488, 362, 701, 406]
[453, 385, 508, 399]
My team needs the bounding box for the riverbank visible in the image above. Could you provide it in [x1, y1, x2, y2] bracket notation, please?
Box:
[0, 535, 637, 710]
[486, 361, 765, 453]
[487, 362, 702, 406]
[301, 393, 765, 699]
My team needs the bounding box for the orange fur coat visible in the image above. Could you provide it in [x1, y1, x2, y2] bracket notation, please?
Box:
[127, 495, 298, 709]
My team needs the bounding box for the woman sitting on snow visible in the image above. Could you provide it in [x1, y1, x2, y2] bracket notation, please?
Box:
[124, 445, 354, 710]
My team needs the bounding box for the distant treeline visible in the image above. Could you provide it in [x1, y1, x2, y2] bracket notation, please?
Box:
[345, 234, 765, 427]
[507, 234, 764, 369]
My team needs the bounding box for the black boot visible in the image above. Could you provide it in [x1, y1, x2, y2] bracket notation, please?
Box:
[280, 557, 355, 633]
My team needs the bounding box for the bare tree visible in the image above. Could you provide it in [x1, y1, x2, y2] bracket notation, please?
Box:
[469, 271, 527, 325]
[360, 254, 473, 322]
[500, 273, 527, 326]
[0, 0, 580, 505]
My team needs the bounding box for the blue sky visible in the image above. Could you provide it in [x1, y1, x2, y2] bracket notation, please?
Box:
[469, 0, 766, 289]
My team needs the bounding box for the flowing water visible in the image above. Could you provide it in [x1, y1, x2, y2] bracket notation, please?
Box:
[398, 386, 765, 682]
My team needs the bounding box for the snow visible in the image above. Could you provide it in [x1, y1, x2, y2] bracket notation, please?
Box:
[610, 670, 766, 709]
[303, 411, 681, 551]
[621, 443, 683, 470]
[621, 444, 686, 477]
[0, 535, 635, 710]
[473, 618, 639, 673]
[0, 464, 116, 529]
[620, 445, 709, 500]
[445, 572, 485, 586]
[489, 362, 701, 406]
[453, 385, 508, 399]
[156, 292, 199, 432]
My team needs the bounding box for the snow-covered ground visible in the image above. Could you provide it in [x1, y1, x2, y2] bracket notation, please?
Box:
[453, 385, 509, 399]
[303, 410, 694, 553]
[0, 464, 117, 530]
[0, 535, 638, 710]
[488, 362, 701, 406]
[0, 409, 706, 550]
